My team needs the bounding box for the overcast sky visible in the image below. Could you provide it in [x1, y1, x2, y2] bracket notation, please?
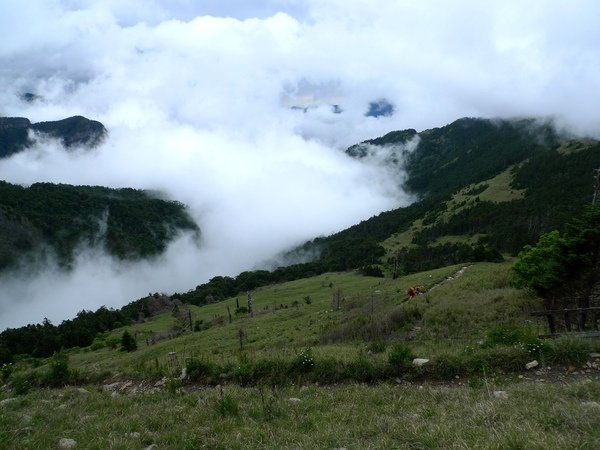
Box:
[1, 0, 599, 329]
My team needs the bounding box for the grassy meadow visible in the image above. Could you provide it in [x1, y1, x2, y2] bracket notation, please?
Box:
[3, 260, 600, 448]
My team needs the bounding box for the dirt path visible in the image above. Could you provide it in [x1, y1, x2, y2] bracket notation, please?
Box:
[428, 265, 469, 291]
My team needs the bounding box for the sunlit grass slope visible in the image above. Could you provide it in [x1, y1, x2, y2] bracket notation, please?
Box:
[64, 261, 545, 378]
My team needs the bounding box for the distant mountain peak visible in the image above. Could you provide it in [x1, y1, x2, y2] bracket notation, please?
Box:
[0, 115, 107, 158]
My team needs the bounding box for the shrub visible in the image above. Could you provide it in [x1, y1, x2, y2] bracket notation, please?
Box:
[432, 352, 466, 378]
[388, 343, 414, 368]
[311, 357, 343, 383]
[90, 339, 105, 351]
[1, 363, 12, 382]
[484, 325, 524, 347]
[519, 337, 546, 358]
[361, 265, 385, 277]
[343, 356, 381, 382]
[468, 376, 484, 389]
[120, 330, 137, 352]
[367, 339, 387, 354]
[45, 350, 70, 386]
[291, 348, 315, 374]
[105, 336, 120, 350]
[12, 371, 38, 395]
[215, 391, 239, 417]
[166, 377, 183, 395]
[543, 336, 592, 365]
[186, 358, 217, 381]
[233, 355, 252, 386]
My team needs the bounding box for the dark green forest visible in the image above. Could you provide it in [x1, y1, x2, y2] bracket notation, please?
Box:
[0, 115, 106, 158]
[0, 181, 199, 271]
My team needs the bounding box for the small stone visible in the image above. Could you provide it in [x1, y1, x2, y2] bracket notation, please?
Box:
[120, 381, 133, 391]
[455, 375, 460, 379]
[58, 404, 68, 410]
[128, 432, 141, 438]
[179, 368, 188, 381]
[58, 438, 77, 449]
[21, 414, 32, 423]
[568, 365, 577, 373]
[525, 360, 539, 370]
[144, 444, 158, 450]
[18, 427, 33, 435]
[111, 391, 120, 398]
[493, 391, 508, 399]
[103, 382, 120, 392]
[154, 378, 166, 388]
[0, 397, 18, 407]
[582, 401, 600, 409]
[76, 388, 89, 395]
[518, 375, 524, 379]
[288, 397, 301, 403]
[412, 358, 430, 367]
[589, 353, 600, 359]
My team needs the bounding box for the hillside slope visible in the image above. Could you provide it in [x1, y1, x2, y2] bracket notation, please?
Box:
[0, 181, 199, 271]
[304, 118, 600, 274]
[0, 115, 106, 158]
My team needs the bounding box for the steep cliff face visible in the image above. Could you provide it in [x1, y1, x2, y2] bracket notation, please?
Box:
[0, 115, 107, 158]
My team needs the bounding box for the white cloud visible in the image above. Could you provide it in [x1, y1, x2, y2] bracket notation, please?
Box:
[1, 0, 600, 328]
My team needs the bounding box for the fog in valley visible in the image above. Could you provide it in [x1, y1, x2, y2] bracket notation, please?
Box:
[1, 0, 599, 329]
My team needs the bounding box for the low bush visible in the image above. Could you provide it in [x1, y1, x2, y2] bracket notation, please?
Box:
[215, 391, 239, 417]
[290, 348, 315, 374]
[342, 356, 381, 382]
[367, 340, 387, 354]
[543, 336, 592, 365]
[483, 325, 526, 347]
[186, 358, 218, 381]
[1, 362, 12, 381]
[44, 351, 71, 386]
[388, 343, 414, 369]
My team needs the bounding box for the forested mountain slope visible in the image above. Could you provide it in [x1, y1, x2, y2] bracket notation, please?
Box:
[309, 117, 600, 272]
[0, 115, 106, 158]
[0, 181, 199, 271]
[177, 118, 600, 306]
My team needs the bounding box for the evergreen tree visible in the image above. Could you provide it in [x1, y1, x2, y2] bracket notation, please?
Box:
[120, 330, 137, 352]
[513, 204, 600, 309]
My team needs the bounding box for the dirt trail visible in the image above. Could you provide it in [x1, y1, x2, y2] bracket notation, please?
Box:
[428, 265, 469, 291]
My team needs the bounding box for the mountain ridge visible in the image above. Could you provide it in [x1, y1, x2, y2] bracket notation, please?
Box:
[0, 115, 107, 158]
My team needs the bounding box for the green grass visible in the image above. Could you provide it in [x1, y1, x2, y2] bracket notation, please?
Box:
[2, 380, 599, 449]
[382, 167, 524, 260]
[4, 260, 600, 447]
[11, 260, 598, 389]
[11, 261, 558, 384]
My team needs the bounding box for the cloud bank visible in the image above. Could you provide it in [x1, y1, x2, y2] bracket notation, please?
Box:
[1, 0, 599, 329]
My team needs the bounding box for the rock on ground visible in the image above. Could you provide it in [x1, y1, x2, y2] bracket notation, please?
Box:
[58, 438, 77, 448]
